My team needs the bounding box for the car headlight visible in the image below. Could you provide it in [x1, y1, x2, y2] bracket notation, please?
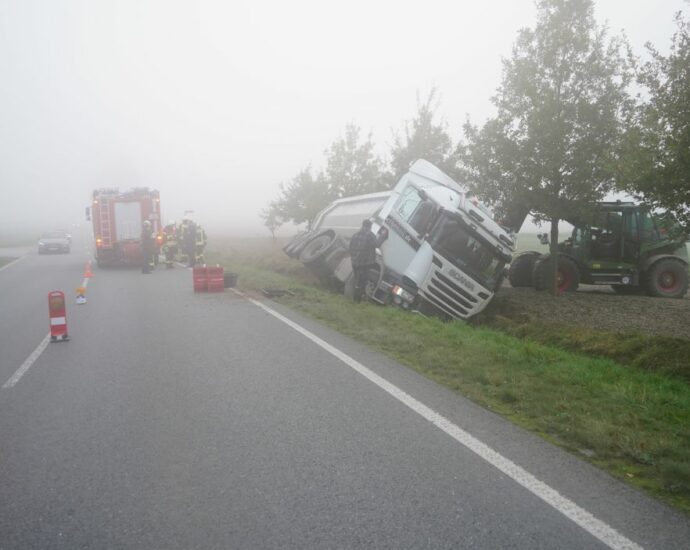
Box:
[38, 241, 45, 246]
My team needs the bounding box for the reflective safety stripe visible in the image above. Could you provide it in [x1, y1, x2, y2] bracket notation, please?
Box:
[50, 317, 66, 326]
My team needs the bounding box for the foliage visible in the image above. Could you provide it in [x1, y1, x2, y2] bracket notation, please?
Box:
[261, 124, 387, 232]
[323, 123, 388, 197]
[262, 167, 331, 228]
[619, 10, 690, 233]
[457, 0, 633, 292]
[390, 87, 455, 182]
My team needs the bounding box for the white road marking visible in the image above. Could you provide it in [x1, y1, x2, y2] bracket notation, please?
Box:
[236, 289, 642, 550]
[0, 256, 26, 272]
[3, 333, 51, 389]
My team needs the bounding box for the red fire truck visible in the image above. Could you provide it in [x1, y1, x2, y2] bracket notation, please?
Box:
[89, 188, 164, 267]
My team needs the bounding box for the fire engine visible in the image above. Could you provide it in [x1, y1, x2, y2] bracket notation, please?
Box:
[88, 188, 164, 267]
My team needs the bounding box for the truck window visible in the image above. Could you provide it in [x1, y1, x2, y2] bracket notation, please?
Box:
[393, 185, 436, 234]
[395, 185, 423, 222]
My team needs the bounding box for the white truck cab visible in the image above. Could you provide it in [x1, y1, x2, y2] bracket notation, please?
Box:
[284, 160, 515, 320]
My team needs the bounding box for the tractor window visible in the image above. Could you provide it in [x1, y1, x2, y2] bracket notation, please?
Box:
[640, 212, 660, 243]
[590, 211, 623, 260]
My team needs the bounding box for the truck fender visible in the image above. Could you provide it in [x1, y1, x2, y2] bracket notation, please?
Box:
[643, 254, 688, 272]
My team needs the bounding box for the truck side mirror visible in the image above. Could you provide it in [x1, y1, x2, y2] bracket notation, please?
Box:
[537, 233, 549, 245]
[85, 207, 91, 221]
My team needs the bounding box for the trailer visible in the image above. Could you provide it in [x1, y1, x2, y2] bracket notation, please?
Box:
[88, 188, 163, 267]
[284, 160, 515, 320]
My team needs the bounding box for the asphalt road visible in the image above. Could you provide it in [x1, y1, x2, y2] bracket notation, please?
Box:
[1, 235, 689, 549]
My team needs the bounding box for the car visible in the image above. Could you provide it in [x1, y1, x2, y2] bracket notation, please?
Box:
[38, 231, 71, 254]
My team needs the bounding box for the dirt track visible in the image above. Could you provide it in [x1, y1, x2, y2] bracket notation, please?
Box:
[494, 284, 690, 340]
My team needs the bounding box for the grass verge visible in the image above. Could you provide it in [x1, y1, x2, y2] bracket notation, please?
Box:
[207, 238, 690, 514]
[0, 257, 18, 269]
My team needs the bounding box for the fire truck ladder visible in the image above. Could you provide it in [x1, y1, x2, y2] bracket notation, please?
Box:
[99, 199, 112, 247]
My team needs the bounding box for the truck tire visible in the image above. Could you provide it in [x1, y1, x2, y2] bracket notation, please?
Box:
[298, 231, 338, 265]
[283, 231, 311, 258]
[646, 259, 689, 298]
[508, 252, 540, 287]
[533, 255, 580, 292]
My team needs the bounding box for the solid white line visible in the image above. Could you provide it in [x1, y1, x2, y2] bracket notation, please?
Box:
[235, 289, 642, 550]
[3, 333, 51, 389]
[0, 256, 26, 273]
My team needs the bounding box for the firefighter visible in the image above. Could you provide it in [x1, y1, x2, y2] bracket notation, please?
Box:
[194, 224, 207, 265]
[177, 217, 192, 264]
[141, 220, 155, 274]
[162, 220, 178, 268]
[183, 220, 198, 267]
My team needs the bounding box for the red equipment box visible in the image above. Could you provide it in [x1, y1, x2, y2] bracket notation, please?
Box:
[206, 266, 224, 292]
[193, 266, 208, 292]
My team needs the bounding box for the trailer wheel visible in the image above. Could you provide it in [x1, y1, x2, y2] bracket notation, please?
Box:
[298, 231, 338, 265]
[508, 252, 540, 287]
[533, 255, 580, 292]
[283, 231, 310, 258]
[646, 259, 689, 298]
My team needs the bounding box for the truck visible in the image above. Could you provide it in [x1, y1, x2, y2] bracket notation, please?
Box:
[508, 202, 689, 298]
[88, 188, 163, 267]
[283, 160, 515, 320]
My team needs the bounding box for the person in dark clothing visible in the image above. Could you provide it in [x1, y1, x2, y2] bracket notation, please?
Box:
[141, 220, 155, 274]
[349, 219, 387, 302]
[184, 221, 198, 267]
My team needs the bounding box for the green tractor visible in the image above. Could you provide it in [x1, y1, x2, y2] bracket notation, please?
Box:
[509, 202, 689, 298]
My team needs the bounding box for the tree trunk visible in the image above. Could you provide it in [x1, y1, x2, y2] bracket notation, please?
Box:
[550, 217, 560, 296]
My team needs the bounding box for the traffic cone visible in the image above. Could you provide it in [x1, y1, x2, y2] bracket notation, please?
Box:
[84, 261, 93, 278]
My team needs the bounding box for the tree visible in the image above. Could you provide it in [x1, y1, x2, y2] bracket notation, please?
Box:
[458, 0, 633, 294]
[323, 123, 388, 197]
[261, 167, 331, 230]
[619, 9, 690, 233]
[390, 88, 455, 182]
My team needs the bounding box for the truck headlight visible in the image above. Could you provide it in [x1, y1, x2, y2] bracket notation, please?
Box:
[392, 285, 415, 303]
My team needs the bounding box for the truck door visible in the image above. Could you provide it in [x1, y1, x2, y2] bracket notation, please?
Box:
[381, 184, 427, 276]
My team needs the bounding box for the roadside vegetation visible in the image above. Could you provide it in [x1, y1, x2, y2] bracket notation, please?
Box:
[0, 257, 17, 268]
[208, 236, 690, 514]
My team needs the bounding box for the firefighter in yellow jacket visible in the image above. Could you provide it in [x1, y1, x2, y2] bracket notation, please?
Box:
[162, 220, 178, 268]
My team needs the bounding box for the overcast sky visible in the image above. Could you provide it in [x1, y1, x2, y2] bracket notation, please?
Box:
[1, 0, 687, 236]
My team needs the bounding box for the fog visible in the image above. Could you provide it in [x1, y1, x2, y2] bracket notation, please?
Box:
[1, 0, 686, 238]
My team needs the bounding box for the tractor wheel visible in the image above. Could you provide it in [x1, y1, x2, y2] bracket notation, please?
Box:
[508, 252, 540, 287]
[533, 255, 580, 293]
[646, 259, 689, 298]
[298, 231, 338, 265]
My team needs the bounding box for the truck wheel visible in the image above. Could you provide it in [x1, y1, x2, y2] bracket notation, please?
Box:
[533, 255, 580, 292]
[283, 231, 310, 258]
[298, 231, 338, 265]
[508, 252, 540, 287]
[646, 259, 689, 298]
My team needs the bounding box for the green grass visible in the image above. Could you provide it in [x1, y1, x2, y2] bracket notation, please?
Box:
[0, 257, 18, 268]
[207, 237, 690, 514]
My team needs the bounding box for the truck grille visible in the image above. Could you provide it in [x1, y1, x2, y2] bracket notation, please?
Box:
[420, 269, 483, 320]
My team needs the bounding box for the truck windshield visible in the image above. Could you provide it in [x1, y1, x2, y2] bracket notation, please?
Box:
[428, 213, 508, 290]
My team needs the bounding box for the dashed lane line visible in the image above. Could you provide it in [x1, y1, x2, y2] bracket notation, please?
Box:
[3, 333, 51, 389]
[235, 289, 642, 550]
[0, 256, 26, 272]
